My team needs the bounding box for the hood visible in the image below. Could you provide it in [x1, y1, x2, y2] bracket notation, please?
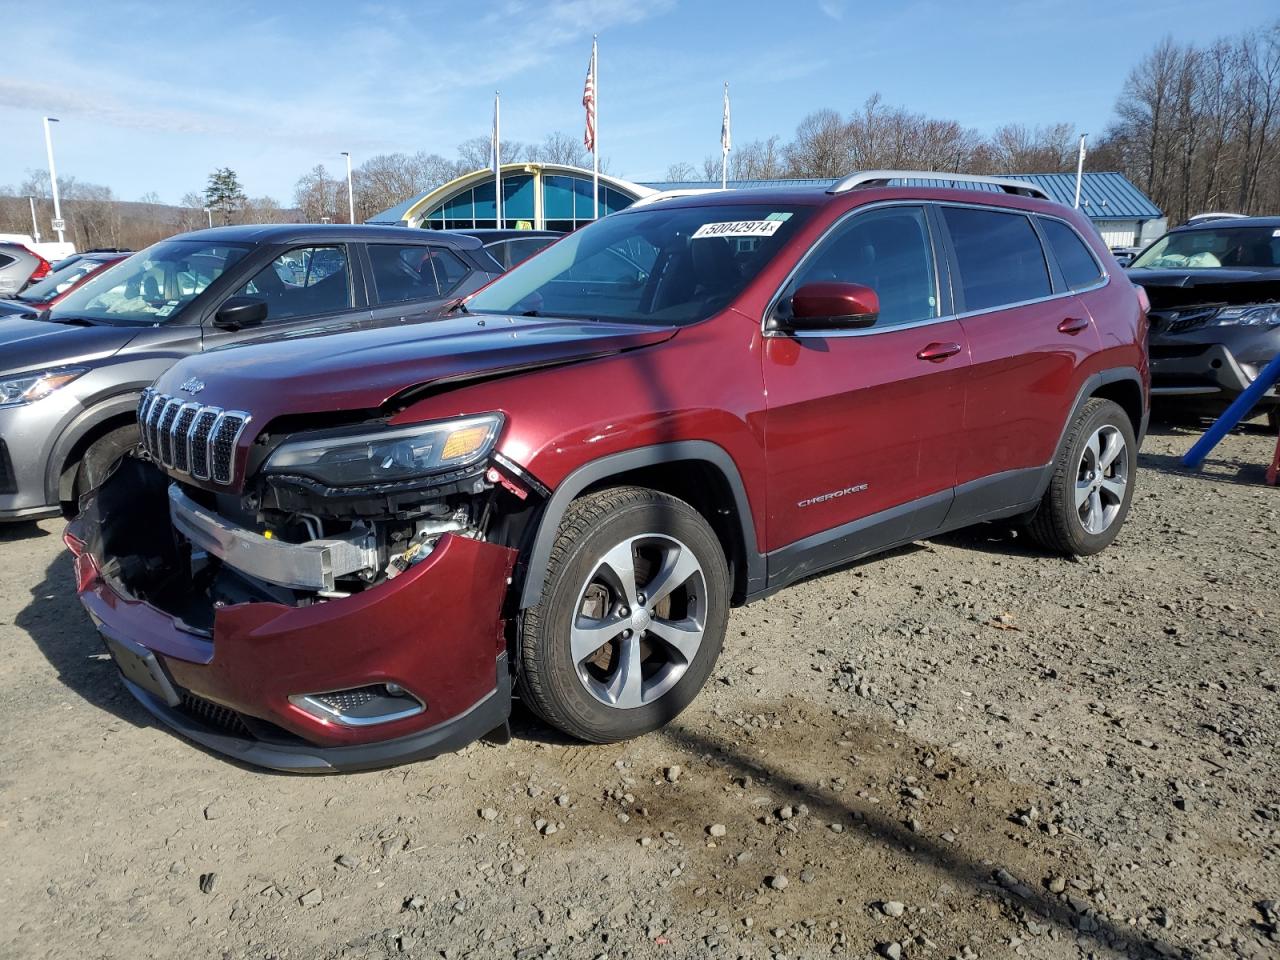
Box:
[154, 314, 678, 423]
[0, 298, 43, 318]
[0, 315, 139, 374]
[1128, 266, 1280, 310]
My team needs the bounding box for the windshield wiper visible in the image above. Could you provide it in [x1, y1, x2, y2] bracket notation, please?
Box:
[38, 310, 97, 327]
[441, 297, 470, 315]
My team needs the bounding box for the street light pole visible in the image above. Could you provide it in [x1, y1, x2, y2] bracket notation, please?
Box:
[341, 152, 355, 224]
[42, 117, 65, 244]
[27, 197, 41, 243]
[203, 207, 213, 229]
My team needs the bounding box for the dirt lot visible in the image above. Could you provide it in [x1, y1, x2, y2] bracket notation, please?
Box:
[1, 423, 1277, 960]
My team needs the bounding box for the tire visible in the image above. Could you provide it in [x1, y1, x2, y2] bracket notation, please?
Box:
[517, 486, 730, 743]
[1028, 398, 1137, 556]
[74, 423, 140, 500]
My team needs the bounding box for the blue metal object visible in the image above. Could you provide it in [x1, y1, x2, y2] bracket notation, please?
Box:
[1182, 351, 1280, 468]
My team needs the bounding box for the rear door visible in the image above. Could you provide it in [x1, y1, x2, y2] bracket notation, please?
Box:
[761, 203, 969, 581]
[364, 242, 491, 328]
[938, 204, 1102, 513]
[201, 243, 367, 350]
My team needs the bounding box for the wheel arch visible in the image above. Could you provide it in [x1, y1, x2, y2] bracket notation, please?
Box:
[1034, 367, 1146, 502]
[49, 393, 142, 504]
[516, 442, 765, 610]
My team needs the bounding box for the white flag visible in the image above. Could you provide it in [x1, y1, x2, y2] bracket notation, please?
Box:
[721, 82, 731, 157]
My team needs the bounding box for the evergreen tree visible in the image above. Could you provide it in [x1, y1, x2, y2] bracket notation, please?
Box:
[204, 168, 246, 224]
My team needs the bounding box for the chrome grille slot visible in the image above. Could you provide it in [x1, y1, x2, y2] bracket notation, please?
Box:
[138, 388, 251, 485]
[189, 409, 220, 480]
[171, 405, 200, 473]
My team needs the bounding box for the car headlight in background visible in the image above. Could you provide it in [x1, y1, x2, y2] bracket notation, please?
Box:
[1213, 304, 1280, 327]
[263, 413, 504, 487]
[0, 368, 87, 408]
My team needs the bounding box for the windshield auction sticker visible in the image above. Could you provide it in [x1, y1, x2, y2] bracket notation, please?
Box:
[692, 220, 785, 239]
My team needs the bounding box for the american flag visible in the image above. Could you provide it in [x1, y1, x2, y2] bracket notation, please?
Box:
[582, 39, 597, 153]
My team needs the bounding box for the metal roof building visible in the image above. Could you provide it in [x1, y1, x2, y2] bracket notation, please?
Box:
[369, 168, 1163, 248]
[643, 172, 1164, 247]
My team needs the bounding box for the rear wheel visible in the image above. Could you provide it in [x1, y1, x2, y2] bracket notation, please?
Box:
[1028, 398, 1136, 556]
[517, 486, 729, 743]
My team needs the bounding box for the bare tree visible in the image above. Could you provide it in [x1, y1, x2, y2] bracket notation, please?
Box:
[664, 161, 697, 181]
[294, 165, 340, 222]
[528, 131, 589, 167]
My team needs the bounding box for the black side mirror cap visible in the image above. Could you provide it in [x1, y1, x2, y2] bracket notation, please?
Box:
[213, 296, 268, 331]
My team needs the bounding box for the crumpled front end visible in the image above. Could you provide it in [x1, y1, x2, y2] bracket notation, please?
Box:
[67, 457, 519, 773]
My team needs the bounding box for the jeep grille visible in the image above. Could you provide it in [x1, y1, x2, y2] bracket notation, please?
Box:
[138, 388, 250, 485]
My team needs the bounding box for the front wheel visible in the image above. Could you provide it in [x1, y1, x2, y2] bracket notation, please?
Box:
[517, 486, 730, 743]
[72, 423, 140, 506]
[1028, 398, 1137, 556]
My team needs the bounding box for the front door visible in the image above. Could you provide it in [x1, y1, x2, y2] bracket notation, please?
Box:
[762, 204, 969, 585]
[201, 244, 367, 350]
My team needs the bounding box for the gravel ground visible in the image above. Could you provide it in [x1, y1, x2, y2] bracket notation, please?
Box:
[0, 422, 1277, 960]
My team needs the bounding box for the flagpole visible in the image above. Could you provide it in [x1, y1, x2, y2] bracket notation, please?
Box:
[495, 91, 503, 228]
[592, 36, 599, 220]
[1073, 133, 1087, 209]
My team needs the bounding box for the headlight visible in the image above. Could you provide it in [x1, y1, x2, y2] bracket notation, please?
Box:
[1213, 304, 1280, 327]
[0, 368, 87, 408]
[263, 413, 503, 487]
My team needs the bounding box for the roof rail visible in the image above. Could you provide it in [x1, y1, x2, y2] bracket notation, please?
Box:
[827, 170, 1050, 201]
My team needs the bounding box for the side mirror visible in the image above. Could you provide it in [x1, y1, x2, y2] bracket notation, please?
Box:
[213, 296, 268, 331]
[786, 281, 879, 330]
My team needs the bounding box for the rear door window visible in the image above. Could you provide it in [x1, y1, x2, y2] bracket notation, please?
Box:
[368, 244, 445, 303]
[1038, 217, 1104, 290]
[786, 205, 938, 328]
[942, 207, 1051, 312]
[234, 245, 352, 322]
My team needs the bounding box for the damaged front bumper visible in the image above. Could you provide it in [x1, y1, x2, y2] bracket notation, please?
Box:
[66, 475, 518, 774]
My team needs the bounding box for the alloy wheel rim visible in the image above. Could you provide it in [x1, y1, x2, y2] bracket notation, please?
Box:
[1075, 424, 1128, 535]
[570, 533, 706, 709]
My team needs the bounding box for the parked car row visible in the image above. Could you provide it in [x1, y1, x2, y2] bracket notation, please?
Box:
[0, 224, 510, 523]
[26, 174, 1150, 774]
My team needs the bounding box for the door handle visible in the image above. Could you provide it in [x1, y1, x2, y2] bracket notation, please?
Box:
[916, 341, 962, 362]
[1057, 316, 1090, 334]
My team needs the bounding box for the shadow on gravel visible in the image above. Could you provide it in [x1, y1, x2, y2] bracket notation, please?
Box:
[659, 721, 1182, 960]
[0, 519, 50, 543]
[15, 552, 152, 728]
[1139, 450, 1270, 486]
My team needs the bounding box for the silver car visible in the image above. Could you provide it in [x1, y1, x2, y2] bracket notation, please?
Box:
[0, 243, 47, 297]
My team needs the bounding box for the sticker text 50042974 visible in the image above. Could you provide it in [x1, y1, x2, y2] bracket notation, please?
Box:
[691, 220, 784, 240]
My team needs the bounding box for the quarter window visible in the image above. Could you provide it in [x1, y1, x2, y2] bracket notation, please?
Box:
[234, 245, 351, 322]
[1039, 218, 1103, 289]
[426, 248, 470, 293]
[942, 207, 1051, 312]
[788, 206, 938, 328]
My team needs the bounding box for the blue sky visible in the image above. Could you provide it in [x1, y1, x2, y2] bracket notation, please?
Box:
[0, 0, 1275, 205]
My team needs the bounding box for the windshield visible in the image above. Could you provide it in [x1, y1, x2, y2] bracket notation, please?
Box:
[18, 257, 115, 302]
[51, 240, 250, 324]
[1130, 225, 1280, 270]
[464, 203, 813, 325]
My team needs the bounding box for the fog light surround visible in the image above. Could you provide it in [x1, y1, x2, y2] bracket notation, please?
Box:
[289, 684, 426, 727]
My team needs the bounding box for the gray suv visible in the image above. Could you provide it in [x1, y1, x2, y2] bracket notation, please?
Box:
[0, 224, 501, 522]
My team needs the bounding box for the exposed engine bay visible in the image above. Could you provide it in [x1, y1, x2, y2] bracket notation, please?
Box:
[83, 439, 541, 634]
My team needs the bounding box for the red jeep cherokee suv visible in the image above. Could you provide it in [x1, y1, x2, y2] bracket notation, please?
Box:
[67, 172, 1149, 772]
